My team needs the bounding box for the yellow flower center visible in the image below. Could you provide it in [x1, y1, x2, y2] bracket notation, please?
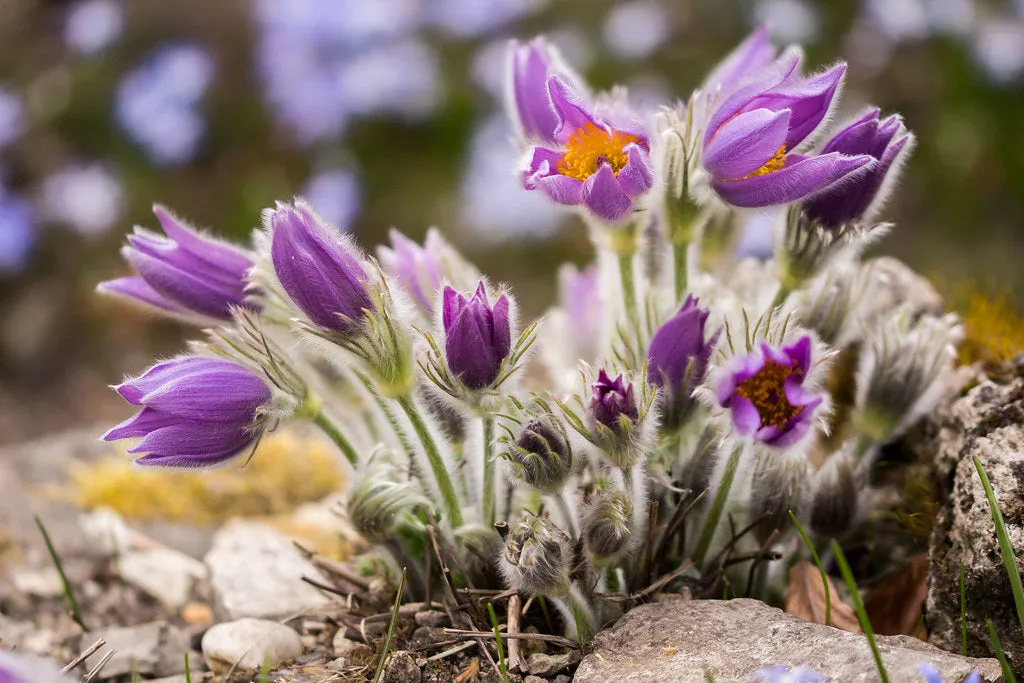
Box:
[557, 122, 642, 182]
[742, 144, 787, 179]
[734, 358, 804, 430]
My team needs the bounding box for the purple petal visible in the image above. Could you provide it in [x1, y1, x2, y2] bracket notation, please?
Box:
[784, 336, 813, 375]
[746, 63, 846, 149]
[127, 421, 256, 458]
[152, 205, 254, 275]
[97, 277, 187, 315]
[712, 152, 874, 208]
[548, 77, 603, 144]
[140, 367, 270, 422]
[730, 395, 761, 436]
[492, 293, 512, 360]
[703, 25, 777, 96]
[582, 164, 632, 222]
[442, 286, 463, 331]
[704, 108, 791, 180]
[616, 143, 654, 197]
[117, 357, 231, 404]
[103, 407, 179, 441]
[125, 248, 245, 319]
[509, 40, 559, 142]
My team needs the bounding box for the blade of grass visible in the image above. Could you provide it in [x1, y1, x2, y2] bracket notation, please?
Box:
[832, 540, 889, 683]
[987, 620, 1017, 683]
[184, 652, 192, 683]
[488, 602, 510, 683]
[34, 514, 87, 631]
[373, 567, 408, 683]
[973, 457, 1024, 634]
[960, 562, 967, 656]
[789, 510, 831, 627]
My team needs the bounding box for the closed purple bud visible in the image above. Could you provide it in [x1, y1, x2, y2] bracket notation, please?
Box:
[646, 296, 719, 429]
[507, 38, 561, 144]
[802, 109, 914, 228]
[442, 282, 511, 390]
[103, 356, 272, 467]
[268, 201, 372, 334]
[507, 418, 573, 492]
[97, 205, 256, 322]
[589, 370, 638, 433]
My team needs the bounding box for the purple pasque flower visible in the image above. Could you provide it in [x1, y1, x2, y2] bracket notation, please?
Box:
[702, 51, 874, 208]
[442, 281, 511, 390]
[590, 370, 638, 432]
[507, 37, 579, 144]
[754, 664, 828, 683]
[97, 205, 256, 322]
[378, 228, 445, 314]
[919, 664, 980, 683]
[0, 651, 73, 683]
[558, 262, 602, 361]
[716, 336, 823, 448]
[103, 356, 272, 467]
[522, 77, 654, 223]
[802, 108, 914, 228]
[647, 296, 719, 428]
[268, 200, 373, 334]
[701, 25, 777, 99]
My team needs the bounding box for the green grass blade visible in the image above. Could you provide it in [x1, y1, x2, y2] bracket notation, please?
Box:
[184, 652, 192, 683]
[789, 510, 831, 627]
[34, 514, 87, 631]
[973, 457, 1024, 634]
[488, 602, 510, 683]
[373, 567, 408, 683]
[832, 540, 889, 683]
[960, 562, 968, 656]
[987, 620, 1017, 683]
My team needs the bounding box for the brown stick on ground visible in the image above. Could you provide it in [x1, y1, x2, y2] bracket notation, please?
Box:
[507, 593, 522, 672]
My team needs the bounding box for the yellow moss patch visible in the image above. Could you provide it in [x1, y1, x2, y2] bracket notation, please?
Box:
[956, 290, 1024, 367]
[63, 431, 345, 526]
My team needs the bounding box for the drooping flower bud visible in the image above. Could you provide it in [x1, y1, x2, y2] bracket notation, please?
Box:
[98, 205, 257, 323]
[103, 356, 275, 467]
[716, 336, 823, 448]
[808, 450, 864, 537]
[589, 370, 638, 433]
[505, 418, 573, 493]
[701, 25, 776, 101]
[647, 296, 719, 430]
[0, 651, 74, 683]
[499, 514, 573, 596]
[581, 490, 634, 565]
[348, 463, 432, 542]
[442, 282, 512, 391]
[749, 452, 808, 543]
[266, 200, 373, 334]
[802, 108, 914, 229]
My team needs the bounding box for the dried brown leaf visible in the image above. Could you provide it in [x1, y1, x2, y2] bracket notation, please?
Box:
[785, 561, 862, 633]
[864, 553, 929, 638]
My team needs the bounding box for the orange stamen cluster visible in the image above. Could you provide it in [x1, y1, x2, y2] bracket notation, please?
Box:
[742, 144, 787, 179]
[734, 358, 804, 430]
[557, 122, 642, 182]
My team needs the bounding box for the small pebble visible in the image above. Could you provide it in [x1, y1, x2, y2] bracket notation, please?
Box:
[201, 618, 303, 673]
[181, 601, 213, 625]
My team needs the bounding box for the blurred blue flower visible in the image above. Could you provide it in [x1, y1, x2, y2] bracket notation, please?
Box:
[972, 18, 1024, 83]
[253, 0, 421, 51]
[603, 1, 671, 60]
[0, 185, 35, 275]
[0, 86, 23, 149]
[428, 0, 546, 38]
[41, 163, 123, 237]
[64, 0, 124, 55]
[754, 664, 828, 683]
[302, 168, 362, 229]
[752, 0, 821, 44]
[115, 44, 215, 165]
[338, 40, 441, 119]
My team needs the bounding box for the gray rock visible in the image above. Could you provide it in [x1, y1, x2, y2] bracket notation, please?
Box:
[84, 621, 192, 679]
[201, 618, 303, 673]
[528, 650, 581, 677]
[204, 520, 331, 620]
[573, 599, 1001, 682]
[332, 632, 362, 657]
[382, 650, 421, 683]
[119, 546, 209, 611]
[524, 677, 547, 683]
[861, 256, 945, 324]
[922, 372, 1024, 670]
[9, 566, 65, 597]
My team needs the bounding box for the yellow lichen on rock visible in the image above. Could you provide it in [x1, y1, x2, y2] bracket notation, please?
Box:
[957, 290, 1024, 367]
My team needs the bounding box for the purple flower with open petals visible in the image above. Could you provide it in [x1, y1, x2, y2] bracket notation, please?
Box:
[802, 108, 914, 228]
[103, 356, 272, 468]
[97, 205, 256, 323]
[268, 201, 372, 334]
[443, 282, 511, 390]
[590, 370, 638, 432]
[702, 52, 874, 208]
[647, 296, 719, 428]
[716, 336, 822, 447]
[522, 77, 653, 223]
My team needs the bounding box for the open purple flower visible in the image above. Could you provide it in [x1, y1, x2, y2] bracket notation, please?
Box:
[522, 77, 653, 222]
[802, 108, 914, 228]
[378, 228, 445, 315]
[268, 201, 372, 334]
[647, 296, 719, 428]
[103, 356, 272, 467]
[716, 336, 822, 447]
[443, 282, 511, 390]
[590, 370, 638, 433]
[702, 52, 874, 208]
[701, 25, 777, 99]
[98, 205, 256, 322]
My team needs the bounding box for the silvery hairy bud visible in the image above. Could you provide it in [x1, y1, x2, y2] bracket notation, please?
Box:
[347, 464, 432, 542]
[808, 451, 865, 537]
[498, 514, 573, 596]
[749, 452, 808, 544]
[581, 490, 634, 565]
[504, 417, 574, 493]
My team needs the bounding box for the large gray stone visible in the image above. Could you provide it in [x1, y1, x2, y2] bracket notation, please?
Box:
[922, 369, 1024, 671]
[573, 599, 1001, 682]
[84, 621, 192, 679]
[201, 618, 303, 673]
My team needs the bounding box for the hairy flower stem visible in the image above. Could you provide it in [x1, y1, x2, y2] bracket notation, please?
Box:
[552, 586, 597, 642]
[771, 281, 793, 310]
[482, 416, 496, 528]
[617, 249, 639, 332]
[396, 393, 463, 528]
[354, 369, 418, 473]
[673, 241, 688, 303]
[692, 445, 742, 566]
[311, 411, 359, 466]
[553, 490, 578, 541]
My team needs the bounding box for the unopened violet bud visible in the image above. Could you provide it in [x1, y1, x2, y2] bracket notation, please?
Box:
[505, 418, 573, 493]
[442, 282, 511, 390]
[103, 356, 274, 467]
[802, 109, 914, 229]
[716, 336, 823, 448]
[499, 514, 573, 596]
[581, 490, 634, 565]
[267, 200, 373, 335]
[0, 651, 74, 683]
[647, 296, 719, 430]
[589, 370, 638, 433]
[97, 205, 257, 323]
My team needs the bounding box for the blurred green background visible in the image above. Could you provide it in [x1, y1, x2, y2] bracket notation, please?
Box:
[1, 0, 1022, 444]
